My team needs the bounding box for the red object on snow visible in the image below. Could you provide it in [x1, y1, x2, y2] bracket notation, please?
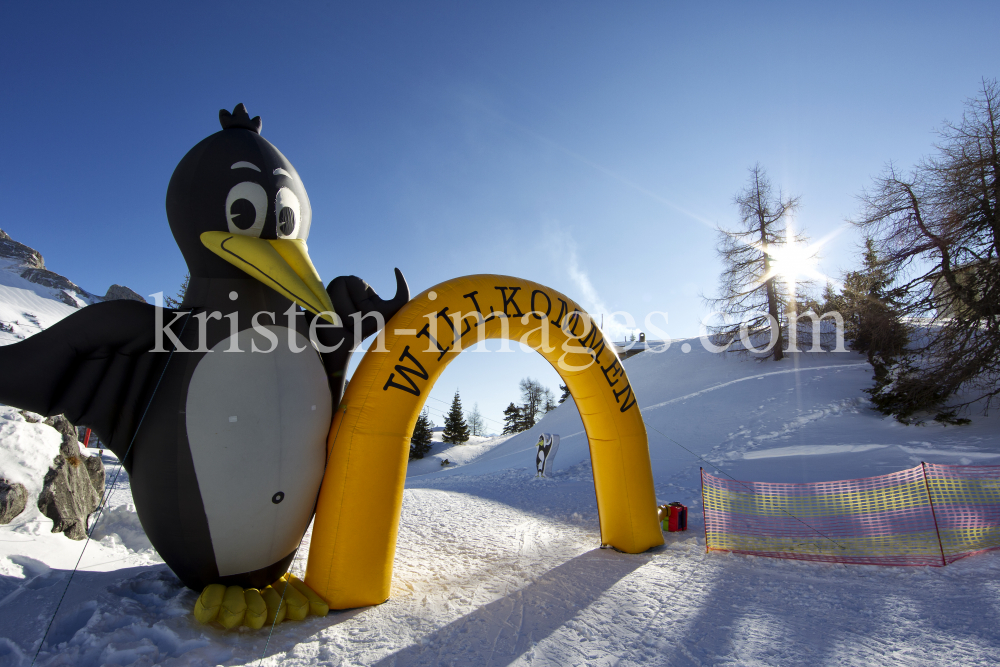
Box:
[83, 428, 92, 448]
[663, 503, 687, 532]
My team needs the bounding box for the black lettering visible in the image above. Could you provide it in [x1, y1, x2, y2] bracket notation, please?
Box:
[436, 307, 458, 338]
[462, 291, 484, 327]
[416, 323, 451, 361]
[578, 325, 607, 364]
[494, 286, 524, 317]
[436, 307, 455, 332]
[601, 358, 623, 387]
[578, 324, 599, 349]
[550, 298, 569, 328]
[614, 382, 637, 412]
[590, 337, 607, 365]
[454, 311, 477, 338]
[382, 345, 429, 395]
[565, 310, 588, 337]
[483, 306, 508, 324]
[530, 290, 552, 320]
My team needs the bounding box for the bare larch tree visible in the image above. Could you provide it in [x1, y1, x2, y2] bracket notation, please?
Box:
[708, 164, 801, 361]
[853, 79, 1000, 420]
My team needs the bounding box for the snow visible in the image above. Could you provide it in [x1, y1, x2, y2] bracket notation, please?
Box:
[0, 255, 103, 345]
[406, 434, 515, 476]
[3, 296, 1000, 664]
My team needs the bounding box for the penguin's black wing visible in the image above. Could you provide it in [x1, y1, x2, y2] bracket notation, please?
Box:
[0, 300, 173, 459]
[311, 268, 409, 401]
[327, 268, 410, 341]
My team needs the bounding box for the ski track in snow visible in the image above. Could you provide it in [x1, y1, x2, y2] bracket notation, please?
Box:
[641, 362, 870, 412]
[10, 482, 998, 667]
[4, 312, 1000, 665]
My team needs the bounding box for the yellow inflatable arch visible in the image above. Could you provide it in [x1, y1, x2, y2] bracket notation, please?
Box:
[305, 275, 663, 609]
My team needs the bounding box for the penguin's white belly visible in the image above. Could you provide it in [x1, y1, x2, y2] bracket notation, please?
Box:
[185, 325, 332, 577]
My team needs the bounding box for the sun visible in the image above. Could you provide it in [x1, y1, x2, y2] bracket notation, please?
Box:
[761, 226, 846, 288]
[769, 242, 821, 282]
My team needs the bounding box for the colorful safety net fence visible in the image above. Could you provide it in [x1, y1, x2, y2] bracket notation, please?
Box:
[701, 463, 1000, 566]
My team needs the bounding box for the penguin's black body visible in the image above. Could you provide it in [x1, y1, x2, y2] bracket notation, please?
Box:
[0, 105, 408, 590]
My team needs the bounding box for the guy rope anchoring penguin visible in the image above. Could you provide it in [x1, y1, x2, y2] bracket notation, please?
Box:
[0, 104, 409, 629]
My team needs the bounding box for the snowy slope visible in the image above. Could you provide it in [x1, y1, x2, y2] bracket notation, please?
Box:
[0, 228, 147, 345]
[0, 260, 80, 344]
[3, 301, 1000, 664]
[439, 341, 1000, 485]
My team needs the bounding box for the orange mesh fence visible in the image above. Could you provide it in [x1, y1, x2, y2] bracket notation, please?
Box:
[701, 463, 1000, 567]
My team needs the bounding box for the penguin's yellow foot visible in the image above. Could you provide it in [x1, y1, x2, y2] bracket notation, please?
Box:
[193, 573, 330, 630]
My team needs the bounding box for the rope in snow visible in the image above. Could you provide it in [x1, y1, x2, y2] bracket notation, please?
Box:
[30, 312, 192, 666]
[642, 421, 848, 551]
[256, 533, 309, 666]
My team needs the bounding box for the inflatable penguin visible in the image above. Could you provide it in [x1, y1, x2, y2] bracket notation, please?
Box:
[0, 105, 408, 603]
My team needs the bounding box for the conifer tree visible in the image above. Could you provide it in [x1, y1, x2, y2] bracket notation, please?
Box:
[840, 239, 908, 366]
[442, 390, 470, 444]
[163, 273, 190, 308]
[410, 409, 433, 459]
[501, 402, 521, 435]
[558, 383, 571, 404]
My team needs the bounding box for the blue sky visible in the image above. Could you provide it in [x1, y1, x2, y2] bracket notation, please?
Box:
[2, 2, 996, 429]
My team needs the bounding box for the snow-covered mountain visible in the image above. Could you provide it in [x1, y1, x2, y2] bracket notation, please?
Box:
[1, 245, 1000, 664]
[0, 228, 145, 344]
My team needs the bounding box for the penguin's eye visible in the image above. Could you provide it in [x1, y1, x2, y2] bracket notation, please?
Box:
[225, 182, 267, 237]
[275, 188, 301, 239]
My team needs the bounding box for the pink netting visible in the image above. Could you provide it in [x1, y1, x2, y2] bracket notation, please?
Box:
[701, 463, 1000, 567]
[922, 463, 1000, 564]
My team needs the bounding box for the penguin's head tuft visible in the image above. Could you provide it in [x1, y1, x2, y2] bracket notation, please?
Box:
[219, 103, 262, 134]
[165, 107, 336, 320]
[166, 108, 312, 279]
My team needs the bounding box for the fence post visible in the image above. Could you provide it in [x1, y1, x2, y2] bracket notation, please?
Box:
[700, 467, 709, 554]
[921, 462, 947, 566]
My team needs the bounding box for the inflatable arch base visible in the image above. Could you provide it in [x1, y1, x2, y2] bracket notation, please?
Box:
[305, 274, 663, 609]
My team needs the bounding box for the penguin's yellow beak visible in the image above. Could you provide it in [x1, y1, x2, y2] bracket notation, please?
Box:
[200, 232, 337, 324]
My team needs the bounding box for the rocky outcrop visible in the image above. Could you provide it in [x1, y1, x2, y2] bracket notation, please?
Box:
[19, 267, 84, 293]
[36, 415, 105, 540]
[19, 268, 86, 306]
[0, 228, 146, 307]
[0, 479, 28, 524]
[0, 228, 44, 270]
[103, 284, 147, 303]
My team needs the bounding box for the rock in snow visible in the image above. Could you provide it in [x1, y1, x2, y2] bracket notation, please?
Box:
[35, 415, 104, 540]
[0, 477, 28, 523]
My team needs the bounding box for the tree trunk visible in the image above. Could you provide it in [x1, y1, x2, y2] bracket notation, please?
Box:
[759, 215, 784, 361]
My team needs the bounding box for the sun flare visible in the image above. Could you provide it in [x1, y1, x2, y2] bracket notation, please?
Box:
[770, 243, 820, 282]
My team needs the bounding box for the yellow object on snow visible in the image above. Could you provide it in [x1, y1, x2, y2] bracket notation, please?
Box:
[306, 274, 663, 609]
[261, 585, 287, 626]
[243, 588, 267, 630]
[270, 576, 310, 621]
[288, 573, 331, 617]
[218, 585, 248, 629]
[193, 583, 226, 624]
[193, 576, 329, 629]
